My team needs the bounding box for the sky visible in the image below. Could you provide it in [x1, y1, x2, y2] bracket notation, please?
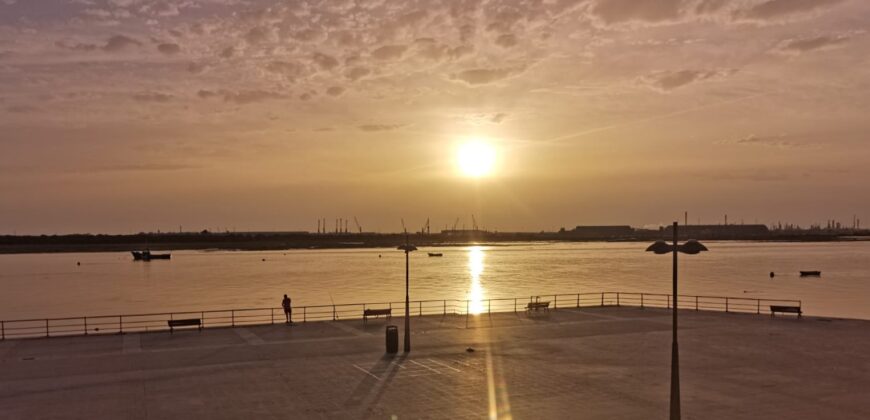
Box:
[1, 0, 869, 234]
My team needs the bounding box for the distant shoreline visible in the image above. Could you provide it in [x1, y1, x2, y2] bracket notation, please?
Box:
[1, 231, 866, 254]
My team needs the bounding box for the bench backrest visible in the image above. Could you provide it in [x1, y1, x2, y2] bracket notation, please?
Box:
[364, 308, 391, 315]
[770, 305, 801, 312]
[168, 319, 201, 326]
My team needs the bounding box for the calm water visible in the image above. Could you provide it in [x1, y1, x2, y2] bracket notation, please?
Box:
[0, 241, 868, 320]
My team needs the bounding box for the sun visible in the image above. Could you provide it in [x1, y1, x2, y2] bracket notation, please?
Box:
[457, 141, 496, 177]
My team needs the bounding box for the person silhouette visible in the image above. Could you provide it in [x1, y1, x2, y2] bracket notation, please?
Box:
[282, 294, 292, 324]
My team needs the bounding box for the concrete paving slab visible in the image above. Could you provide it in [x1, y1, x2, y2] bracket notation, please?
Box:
[0, 307, 868, 419]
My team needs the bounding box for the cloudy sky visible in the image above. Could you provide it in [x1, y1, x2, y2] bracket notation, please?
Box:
[1, 0, 869, 234]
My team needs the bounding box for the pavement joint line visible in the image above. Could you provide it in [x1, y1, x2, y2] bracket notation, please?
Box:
[410, 359, 442, 374]
[427, 358, 462, 372]
[233, 327, 266, 345]
[352, 363, 381, 380]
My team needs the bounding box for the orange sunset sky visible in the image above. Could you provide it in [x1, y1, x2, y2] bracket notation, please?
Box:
[1, 0, 869, 234]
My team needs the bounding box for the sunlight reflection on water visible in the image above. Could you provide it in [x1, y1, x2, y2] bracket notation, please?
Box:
[467, 246, 486, 315]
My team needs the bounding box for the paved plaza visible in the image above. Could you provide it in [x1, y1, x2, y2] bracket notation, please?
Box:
[1, 307, 869, 419]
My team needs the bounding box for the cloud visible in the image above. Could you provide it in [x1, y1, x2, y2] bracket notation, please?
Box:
[642, 69, 735, 92]
[244, 26, 271, 44]
[312, 52, 339, 70]
[491, 113, 507, 123]
[55, 40, 98, 51]
[450, 67, 524, 85]
[734, 0, 845, 21]
[777, 35, 849, 54]
[358, 124, 404, 132]
[326, 86, 345, 96]
[265, 61, 305, 80]
[695, 0, 728, 14]
[345, 66, 371, 81]
[6, 105, 40, 113]
[495, 34, 518, 48]
[187, 62, 209, 74]
[132, 92, 173, 103]
[103, 35, 142, 52]
[591, 0, 683, 24]
[77, 163, 200, 173]
[157, 43, 181, 55]
[219, 46, 235, 59]
[718, 134, 807, 148]
[371, 45, 408, 60]
[221, 90, 285, 104]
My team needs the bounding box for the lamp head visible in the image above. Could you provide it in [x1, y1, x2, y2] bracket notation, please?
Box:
[397, 244, 417, 252]
[645, 240, 673, 254]
[677, 239, 708, 255]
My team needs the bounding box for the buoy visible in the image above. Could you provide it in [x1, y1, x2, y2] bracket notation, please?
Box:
[262, 258, 266, 261]
[77, 262, 81, 266]
[466, 347, 475, 353]
[769, 272, 775, 278]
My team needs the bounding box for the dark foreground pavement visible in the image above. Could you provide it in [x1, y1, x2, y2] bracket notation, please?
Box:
[1, 307, 868, 419]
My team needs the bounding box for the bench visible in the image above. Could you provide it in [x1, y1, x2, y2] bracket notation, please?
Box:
[526, 301, 551, 312]
[168, 318, 202, 333]
[363, 308, 391, 324]
[770, 305, 802, 318]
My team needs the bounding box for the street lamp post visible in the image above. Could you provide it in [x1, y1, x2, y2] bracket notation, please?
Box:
[646, 222, 708, 420]
[397, 241, 417, 353]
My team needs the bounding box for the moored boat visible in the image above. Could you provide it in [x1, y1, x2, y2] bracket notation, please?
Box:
[799, 271, 821, 277]
[428, 252, 443, 257]
[131, 251, 171, 261]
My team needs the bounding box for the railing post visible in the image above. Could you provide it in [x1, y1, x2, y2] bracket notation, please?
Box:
[514, 298, 517, 312]
[725, 298, 729, 313]
[443, 300, 446, 315]
[201, 312, 205, 328]
[232, 310, 235, 327]
[757, 300, 760, 314]
[303, 306, 306, 323]
[271, 308, 274, 325]
[332, 305, 336, 321]
[695, 296, 699, 311]
[419, 301, 422, 317]
[576, 293, 580, 308]
[1, 320, 4, 340]
[667, 295, 670, 309]
[488, 299, 491, 315]
[641, 293, 644, 309]
[84, 317, 88, 335]
[601, 292, 604, 307]
[616, 293, 620, 307]
[554, 295, 558, 309]
[45, 319, 49, 338]
[119, 316, 123, 334]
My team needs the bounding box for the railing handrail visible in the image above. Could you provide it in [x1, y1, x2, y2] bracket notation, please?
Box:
[0, 291, 801, 324]
[0, 291, 803, 340]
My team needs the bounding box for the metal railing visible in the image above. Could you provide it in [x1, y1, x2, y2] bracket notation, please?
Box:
[0, 291, 801, 340]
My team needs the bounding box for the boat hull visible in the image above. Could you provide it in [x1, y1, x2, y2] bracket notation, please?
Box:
[132, 251, 171, 261]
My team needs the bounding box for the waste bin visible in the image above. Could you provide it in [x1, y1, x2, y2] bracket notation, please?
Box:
[385, 325, 399, 354]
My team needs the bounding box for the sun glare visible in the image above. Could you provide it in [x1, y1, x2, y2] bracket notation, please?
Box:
[457, 141, 496, 177]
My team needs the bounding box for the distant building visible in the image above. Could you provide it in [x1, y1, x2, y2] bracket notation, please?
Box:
[565, 225, 636, 239]
[661, 224, 769, 239]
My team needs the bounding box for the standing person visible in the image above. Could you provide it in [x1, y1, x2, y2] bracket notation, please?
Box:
[282, 294, 292, 324]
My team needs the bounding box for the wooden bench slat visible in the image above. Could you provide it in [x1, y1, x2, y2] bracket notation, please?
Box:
[363, 308, 392, 324]
[167, 318, 202, 333]
[770, 305, 802, 318]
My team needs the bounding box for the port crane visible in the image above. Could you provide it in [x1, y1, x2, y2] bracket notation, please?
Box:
[353, 217, 362, 234]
